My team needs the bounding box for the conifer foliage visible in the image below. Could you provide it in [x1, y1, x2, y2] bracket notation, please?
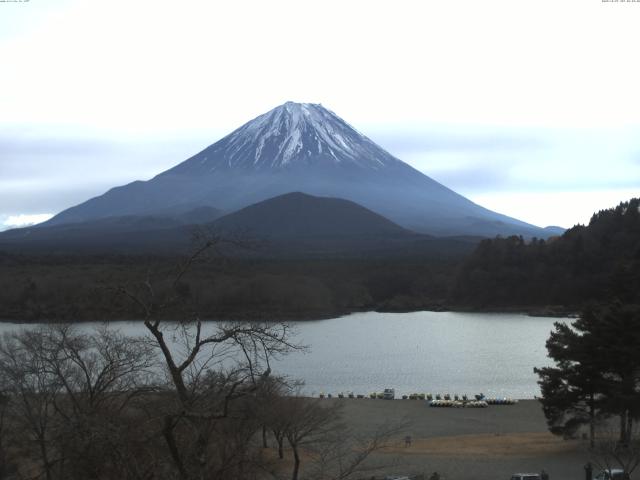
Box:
[454, 198, 640, 308]
[536, 303, 640, 446]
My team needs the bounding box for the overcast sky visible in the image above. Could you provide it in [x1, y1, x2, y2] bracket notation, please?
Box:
[1, 0, 639, 231]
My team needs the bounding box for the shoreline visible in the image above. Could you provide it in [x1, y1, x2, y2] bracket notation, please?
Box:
[0, 305, 577, 324]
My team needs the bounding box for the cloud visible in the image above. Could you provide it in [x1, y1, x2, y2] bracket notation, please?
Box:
[0, 132, 119, 181]
[2, 213, 53, 231]
[471, 188, 640, 229]
[3, 1, 640, 131]
[0, 129, 214, 222]
[0, 128, 212, 179]
[0, 134, 117, 157]
[367, 126, 640, 195]
[368, 129, 545, 157]
[0, 183, 102, 215]
[429, 164, 513, 192]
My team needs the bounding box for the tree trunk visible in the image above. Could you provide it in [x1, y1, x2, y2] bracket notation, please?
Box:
[274, 431, 284, 459]
[589, 394, 595, 449]
[620, 410, 628, 446]
[291, 444, 300, 480]
[38, 436, 53, 480]
[145, 323, 189, 403]
[162, 416, 189, 480]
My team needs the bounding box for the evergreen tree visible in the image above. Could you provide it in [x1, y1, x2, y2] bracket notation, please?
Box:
[535, 318, 602, 446]
[453, 197, 640, 308]
[580, 303, 640, 446]
[536, 303, 640, 446]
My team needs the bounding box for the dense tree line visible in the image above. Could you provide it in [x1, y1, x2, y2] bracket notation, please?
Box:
[0, 254, 460, 322]
[452, 198, 640, 309]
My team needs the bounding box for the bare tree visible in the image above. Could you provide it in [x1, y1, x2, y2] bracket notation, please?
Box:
[262, 394, 406, 480]
[253, 375, 288, 453]
[0, 328, 62, 480]
[41, 325, 158, 480]
[0, 390, 9, 478]
[280, 396, 343, 480]
[307, 419, 406, 480]
[255, 376, 302, 459]
[0, 325, 159, 480]
[117, 236, 302, 480]
[590, 422, 640, 480]
[35, 324, 156, 414]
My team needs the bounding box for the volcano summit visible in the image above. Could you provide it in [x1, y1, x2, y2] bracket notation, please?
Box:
[44, 102, 549, 238]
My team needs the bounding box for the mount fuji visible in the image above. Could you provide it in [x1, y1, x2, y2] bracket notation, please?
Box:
[44, 102, 549, 238]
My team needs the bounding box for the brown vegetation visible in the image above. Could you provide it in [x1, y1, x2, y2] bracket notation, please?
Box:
[0, 240, 404, 480]
[0, 253, 459, 322]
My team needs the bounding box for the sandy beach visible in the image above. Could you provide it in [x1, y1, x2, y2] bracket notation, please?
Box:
[325, 398, 591, 480]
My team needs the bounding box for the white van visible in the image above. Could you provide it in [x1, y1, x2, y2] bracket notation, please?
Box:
[510, 474, 541, 480]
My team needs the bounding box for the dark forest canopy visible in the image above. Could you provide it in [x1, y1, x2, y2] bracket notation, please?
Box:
[0, 255, 461, 322]
[0, 198, 638, 322]
[452, 198, 640, 309]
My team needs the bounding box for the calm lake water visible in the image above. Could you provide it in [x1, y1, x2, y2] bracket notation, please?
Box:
[0, 311, 569, 399]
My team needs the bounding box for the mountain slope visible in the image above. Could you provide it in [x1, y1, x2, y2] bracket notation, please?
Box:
[0, 206, 223, 254]
[44, 102, 550, 237]
[0, 193, 477, 258]
[211, 192, 411, 239]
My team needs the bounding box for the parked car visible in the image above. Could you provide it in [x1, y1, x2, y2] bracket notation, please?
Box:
[594, 469, 627, 480]
[510, 474, 541, 480]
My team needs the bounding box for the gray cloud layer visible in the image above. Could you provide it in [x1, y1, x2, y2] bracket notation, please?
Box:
[370, 129, 546, 155]
[1, 126, 638, 224]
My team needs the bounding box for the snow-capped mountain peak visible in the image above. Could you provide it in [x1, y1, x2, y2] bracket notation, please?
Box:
[166, 102, 402, 174]
[44, 101, 552, 239]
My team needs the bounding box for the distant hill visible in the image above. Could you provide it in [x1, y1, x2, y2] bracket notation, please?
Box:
[207, 192, 472, 258]
[42, 101, 554, 238]
[0, 193, 477, 258]
[0, 219, 188, 255]
[542, 225, 566, 236]
[0, 206, 222, 254]
[212, 192, 410, 238]
[452, 198, 640, 309]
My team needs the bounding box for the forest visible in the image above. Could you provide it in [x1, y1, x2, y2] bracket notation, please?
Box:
[452, 198, 640, 309]
[0, 198, 638, 322]
[0, 253, 460, 322]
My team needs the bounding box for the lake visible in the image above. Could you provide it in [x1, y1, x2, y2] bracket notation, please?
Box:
[0, 311, 569, 399]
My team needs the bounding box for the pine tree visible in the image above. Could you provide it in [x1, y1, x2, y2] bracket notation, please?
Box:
[580, 304, 640, 446]
[535, 318, 603, 446]
[536, 303, 640, 446]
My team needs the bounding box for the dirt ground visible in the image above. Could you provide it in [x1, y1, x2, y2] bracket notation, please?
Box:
[325, 398, 594, 480]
